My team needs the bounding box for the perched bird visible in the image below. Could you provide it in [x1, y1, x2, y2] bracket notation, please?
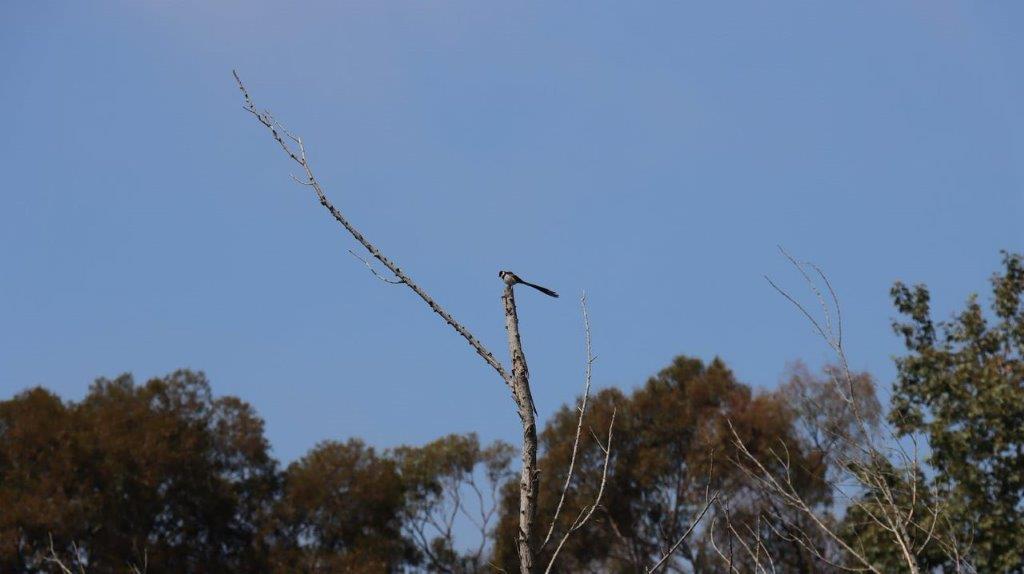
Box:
[498, 270, 559, 298]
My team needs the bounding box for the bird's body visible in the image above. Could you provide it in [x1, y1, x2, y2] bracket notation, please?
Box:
[498, 270, 559, 298]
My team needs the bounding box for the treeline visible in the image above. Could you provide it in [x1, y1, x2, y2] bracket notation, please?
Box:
[0, 359, 855, 573]
[1, 251, 1021, 573]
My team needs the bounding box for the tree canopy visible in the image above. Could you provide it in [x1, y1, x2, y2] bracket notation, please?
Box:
[2, 251, 1021, 572]
[888, 251, 1024, 572]
[0, 371, 278, 573]
[491, 356, 861, 573]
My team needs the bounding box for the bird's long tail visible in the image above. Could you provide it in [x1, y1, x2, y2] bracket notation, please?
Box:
[522, 281, 559, 298]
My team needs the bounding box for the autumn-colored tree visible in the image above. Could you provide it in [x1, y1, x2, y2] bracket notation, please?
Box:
[886, 251, 1024, 572]
[270, 439, 412, 573]
[0, 370, 278, 573]
[2, 372, 512, 574]
[0, 388, 78, 571]
[724, 362, 883, 574]
[778, 361, 881, 470]
[697, 362, 871, 574]
[492, 356, 833, 572]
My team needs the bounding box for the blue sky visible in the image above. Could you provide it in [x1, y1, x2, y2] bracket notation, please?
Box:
[2, 2, 1021, 463]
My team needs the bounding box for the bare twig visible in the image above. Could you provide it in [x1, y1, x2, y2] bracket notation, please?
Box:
[648, 492, 719, 573]
[777, 246, 837, 347]
[728, 419, 884, 573]
[544, 408, 617, 574]
[129, 550, 148, 574]
[541, 293, 596, 551]
[348, 249, 404, 284]
[45, 535, 82, 574]
[710, 518, 740, 574]
[742, 250, 973, 574]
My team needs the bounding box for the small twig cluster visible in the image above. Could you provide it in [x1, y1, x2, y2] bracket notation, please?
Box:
[718, 247, 974, 573]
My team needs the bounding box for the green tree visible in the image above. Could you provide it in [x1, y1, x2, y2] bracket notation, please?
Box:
[393, 433, 515, 573]
[889, 250, 1024, 571]
[0, 370, 278, 573]
[840, 460, 954, 573]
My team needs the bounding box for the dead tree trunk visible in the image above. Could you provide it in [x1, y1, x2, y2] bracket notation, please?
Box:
[503, 284, 539, 573]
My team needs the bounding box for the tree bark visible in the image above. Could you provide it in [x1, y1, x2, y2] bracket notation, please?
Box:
[503, 285, 538, 574]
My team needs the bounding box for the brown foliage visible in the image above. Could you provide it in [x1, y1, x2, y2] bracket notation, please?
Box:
[0, 371, 278, 573]
[493, 355, 837, 572]
[270, 439, 412, 573]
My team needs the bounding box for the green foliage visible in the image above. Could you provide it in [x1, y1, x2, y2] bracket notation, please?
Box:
[889, 251, 1024, 572]
[395, 431, 516, 568]
[393, 433, 514, 573]
[840, 460, 953, 573]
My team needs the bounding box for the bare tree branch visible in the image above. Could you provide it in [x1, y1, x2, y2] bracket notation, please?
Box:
[738, 249, 975, 574]
[727, 418, 884, 574]
[233, 71, 513, 390]
[45, 535, 84, 574]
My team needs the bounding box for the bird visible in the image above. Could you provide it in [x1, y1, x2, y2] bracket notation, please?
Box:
[498, 270, 559, 298]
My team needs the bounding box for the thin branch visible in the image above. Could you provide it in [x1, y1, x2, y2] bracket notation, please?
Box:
[129, 549, 148, 574]
[765, 274, 836, 356]
[45, 535, 79, 574]
[541, 292, 596, 551]
[348, 249, 404, 284]
[709, 518, 740, 574]
[233, 71, 513, 388]
[727, 420, 883, 574]
[777, 246, 836, 346]
[544, 408, 617, 574]
[806, 261, 843, 349]
[648, 492, 720, 573]
[723, 509, 766, 574]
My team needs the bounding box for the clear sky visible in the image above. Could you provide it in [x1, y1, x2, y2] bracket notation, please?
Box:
[2, 2, 1021, 464]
